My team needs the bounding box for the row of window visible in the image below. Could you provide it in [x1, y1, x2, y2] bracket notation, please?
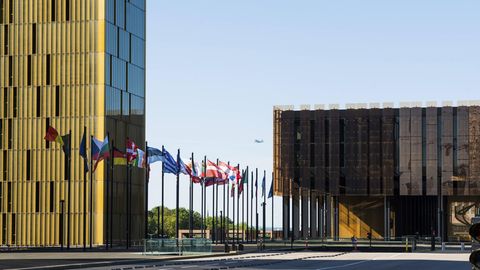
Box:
[0, 181, 54, 213]
[105, 55, 145, 97]
[106, 22, 145, 68]
[0, 0, 70, 24]
[105, 86, 144, 117]
[2, 86, 61, 119]
[1, 213, 15, 244]
[106, 0, 145, 39]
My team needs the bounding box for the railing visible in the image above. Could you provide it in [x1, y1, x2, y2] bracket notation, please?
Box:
[143, 238, 212, 256]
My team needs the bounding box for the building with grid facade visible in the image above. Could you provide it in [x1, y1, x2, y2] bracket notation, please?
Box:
[274, 102, 480, 242]
[0, 0, 145, 247]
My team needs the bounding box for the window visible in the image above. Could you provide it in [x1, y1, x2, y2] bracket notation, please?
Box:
[46, 55, 50, 85]
[7, 181, 11, 212]
[0, 119, 2, 149]
[11, 213, 15, 243]
[339, 119, 345, 168]
[12, 87, 16, 118]
[1, 214, 6, 245]
[49, 182, 54, 212]
[0, 0, 3, 24]
[0, 183, 2, 212]
[8, 0, 12, 23]
[27, 55, 32, 85]
[45, 118, 50, 149]
[2, 151, 6, 181]
[3, 88, 7, 117]
[7, 119, 11, 149]
[65, 0, 70, 21]
[36, 87, 41, 117]
[324, 119, 330, 168]
[55, 86, 60, 116]
[51, 0, 55, 21]
[26, 150, 30, 180]
[35, 182, 40, 213]
[32, 24, 36, 54]
[3, 25, 8, 54]
[8, 56, 12, 86]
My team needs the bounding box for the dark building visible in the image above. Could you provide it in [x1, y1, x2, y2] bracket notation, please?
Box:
[273, 102, 480, 242]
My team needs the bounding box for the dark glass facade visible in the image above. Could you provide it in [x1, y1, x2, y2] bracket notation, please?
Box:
[274, 105, 480, 241]
[105, 0, 145, 246]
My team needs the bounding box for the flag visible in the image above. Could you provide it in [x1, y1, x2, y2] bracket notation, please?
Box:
[134, 148, 146, 168]
[218, 161, 240, 184]
[206, 160, 228, 185]
[186, 161, 202, 184]
[162, 149, 179, 174]
[230, 184, 235, 197]
[126, 139, 138, 163]
[147, 147, 165, 164]
[79, 131, 89, 172]
[113, 147, 127, 165]
[261, 174, 266, 197]
[268, 180, 274, 198]
[91, 137, 104, 160]
[44, 126, 64, 145]
[61, 134, 70, 155]
[251, 173, 254, 199]
[177, 154, 189, 175]
[93, 136, 109, 172]
[238, 170, 245, 196]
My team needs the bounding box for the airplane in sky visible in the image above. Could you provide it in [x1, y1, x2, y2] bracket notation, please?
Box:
[254, 139, 264, 143]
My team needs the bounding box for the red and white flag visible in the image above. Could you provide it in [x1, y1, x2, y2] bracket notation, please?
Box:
[126, 139, 138, 163]
[205, 160, 228, 185]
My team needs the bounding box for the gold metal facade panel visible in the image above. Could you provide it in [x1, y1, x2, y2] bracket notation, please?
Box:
[0, 0, 108, 246]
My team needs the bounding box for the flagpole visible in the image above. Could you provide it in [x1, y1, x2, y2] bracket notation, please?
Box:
[226, 162, 230, 244]
[237, 164, 240, 245]
[242, 167, 247, 243]
[222, 166, 226, 244]
[89, 135, 94, 249]
[215, 159, 219, 244]
[189, 152, 194, 238]
[106, 132, 110, 250]
[231, 162, 235, 247]
[83, 126, 87, 250]
[200, 156, 207, 238]
[271, 171, 274, 241]
[176, 149, 180, 241]
[125, 138, 130, 249]
[263, 170, 266, 243]
[110, 139, 114, 248]
[250, 170, 254, 242]
[255, 168, 258, 244]
[161, 146, 165, 238]
[67, 130, 72, 250]
[246, 167, 249, 243]
[145, 141, 149, 240]
[211, 167, 215, 242]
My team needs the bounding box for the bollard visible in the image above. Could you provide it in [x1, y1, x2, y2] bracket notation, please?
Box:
[442, 242, 446, 252]
[461, 242, 465, 252]
[405, 238, 409, 252]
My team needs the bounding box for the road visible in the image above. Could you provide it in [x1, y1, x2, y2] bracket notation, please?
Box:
[83, 251, 470, 270]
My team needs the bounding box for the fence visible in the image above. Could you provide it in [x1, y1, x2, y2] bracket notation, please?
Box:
[144, 238, 212, 255]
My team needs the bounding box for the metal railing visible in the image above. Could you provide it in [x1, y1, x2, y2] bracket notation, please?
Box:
[143, 238, 212, 255]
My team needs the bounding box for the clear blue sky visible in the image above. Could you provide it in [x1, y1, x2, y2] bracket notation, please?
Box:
[146, 0, 480, 227]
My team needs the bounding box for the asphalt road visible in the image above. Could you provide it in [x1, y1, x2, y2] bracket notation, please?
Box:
[82, 251, 470, 270]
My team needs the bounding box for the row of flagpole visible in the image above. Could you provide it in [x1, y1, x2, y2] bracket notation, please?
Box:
[44, 125, 276, 248]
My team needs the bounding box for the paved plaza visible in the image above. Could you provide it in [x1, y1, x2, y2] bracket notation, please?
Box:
[0, 250, 470, 270]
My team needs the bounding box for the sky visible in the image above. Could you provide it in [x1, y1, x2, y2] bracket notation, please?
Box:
[145, 0, 480, 227]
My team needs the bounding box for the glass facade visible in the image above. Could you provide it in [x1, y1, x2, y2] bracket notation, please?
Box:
[105, 0, 145, 245]
[0, 0, 146, 247]
[274, 105, 480, 241]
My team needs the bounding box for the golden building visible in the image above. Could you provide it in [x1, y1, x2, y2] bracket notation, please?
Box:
[0, 0, 146, 247]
